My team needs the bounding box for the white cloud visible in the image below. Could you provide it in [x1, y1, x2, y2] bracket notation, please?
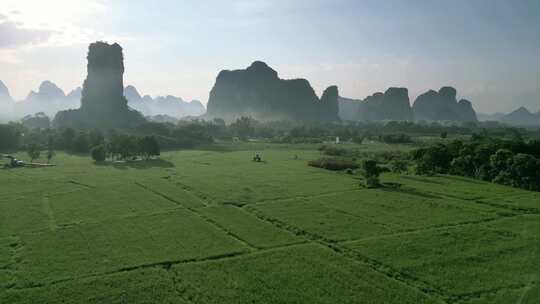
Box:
[0, 21, 51, 48]
[0, 0, 108, 48]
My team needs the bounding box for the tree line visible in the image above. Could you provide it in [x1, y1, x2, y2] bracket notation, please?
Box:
[412, 137, 540, 191]
[90, 134, 160, 162]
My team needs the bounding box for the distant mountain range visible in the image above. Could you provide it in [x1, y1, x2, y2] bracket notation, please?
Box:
[123, 85, 205, 118]
[1, 74, 538, 127]
[478, 107, 540, 127]
[338, 86, 478, 123]
[0, 79, 205, 122]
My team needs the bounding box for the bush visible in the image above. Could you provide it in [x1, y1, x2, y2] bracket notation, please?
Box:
[308, 158, 359, 171]
[91, 145, 106, 162]
[379, 134, 412, 144]
[318, 145, 348, 156]
[390, 160, 408, 174]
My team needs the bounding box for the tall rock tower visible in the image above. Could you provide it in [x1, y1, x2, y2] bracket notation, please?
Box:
[54, 42, 144, 129]
[81, 42, 128, 113]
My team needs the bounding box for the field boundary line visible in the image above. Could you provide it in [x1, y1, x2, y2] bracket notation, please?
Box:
[338, 213, 526, 245]
[165, 180, 211, 207]
[134, 181, 257, 251]
[16, 207, 186, 237]
[66, 180, 95, 189]
[240, 205, 450, 303]
[432, 191, 539, 214]
[42, 195, 57, 231]
[448, 282, 533, 304]
[470, 199, 539, 214]
[249, 188, 364, 206]
[7, 243, 309, 292]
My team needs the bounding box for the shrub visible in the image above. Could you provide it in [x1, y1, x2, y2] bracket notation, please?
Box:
[91, 145, 106, 162]
[390, 160, 408, 174]
[308, 158, 359, 171]
[379, 134, 412, 144]
[318, 145, 348, 156]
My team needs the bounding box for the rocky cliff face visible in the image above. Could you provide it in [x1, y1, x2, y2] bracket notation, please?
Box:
[206, 61, 339, 122]
[54, 42, 145, 129]
[456, 99, 477, 122]
[338, 96, 362, 121]
[320, 86, 340, 122]
[358, 87, 413, 121]
[412, 87, 477, 122]
[80, 42, 128, 113]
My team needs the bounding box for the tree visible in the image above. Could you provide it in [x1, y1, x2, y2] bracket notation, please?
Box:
[412, 144, 452, 175]
[139, 136, 160, 160]
[390, 160, 408, 174]
[27, 144, 41, 162]
[489, 149, 513, 178]
[88, 129, 105, 147]
[0, 124, 21, 152]
[230, 117, 255, 140]
[507, 154, 540, 191]
[46, 136, 55, 164]
[91, 145, 106, 162]
[73, 133, 90, 153]
[61, 128, 76, 150]
[450, 155, 475, 177]
[118, 135, 139, 160]
[440, 131, 448, 139]
[361, 159, 381, 188]
[46, 149, 55, 164]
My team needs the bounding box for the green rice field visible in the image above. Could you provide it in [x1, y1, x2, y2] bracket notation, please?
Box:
[1, 143, 538, 303]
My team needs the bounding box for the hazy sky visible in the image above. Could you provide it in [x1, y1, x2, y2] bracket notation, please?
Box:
[0, 0, 539, 113]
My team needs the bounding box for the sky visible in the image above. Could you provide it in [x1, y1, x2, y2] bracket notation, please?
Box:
[0, 0, 539, 114]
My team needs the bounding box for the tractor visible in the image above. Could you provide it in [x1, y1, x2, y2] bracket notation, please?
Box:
[2, 155, 25, 168]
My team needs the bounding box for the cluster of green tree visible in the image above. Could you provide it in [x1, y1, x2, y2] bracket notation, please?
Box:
[135, 120, 215, 149]
[308, 158, 358, 171]
[223, 118, 531, 145]
[412, 138, 540, 191]
[90, 135, 160, 162]
[308, 154, 386, 189]
[1, 117, 536, 157]
[0, 119, 216, 154]
[378, 134, 412, 144]
[0, 124, 21, 152]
